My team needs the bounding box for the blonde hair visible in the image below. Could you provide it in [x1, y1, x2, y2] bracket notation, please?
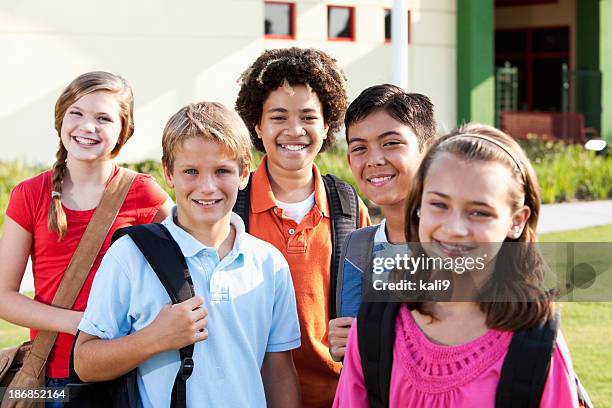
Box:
[49, 71, 134, 239]
[162, 101, 253, 173]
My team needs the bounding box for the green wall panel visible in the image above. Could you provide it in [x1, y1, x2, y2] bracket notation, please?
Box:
[457, 0, 495, 126]
[601, 0, 612, 142]
[576, 0, 601, 133]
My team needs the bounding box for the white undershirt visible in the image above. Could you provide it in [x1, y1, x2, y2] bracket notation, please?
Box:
[276, 192, 315, 224]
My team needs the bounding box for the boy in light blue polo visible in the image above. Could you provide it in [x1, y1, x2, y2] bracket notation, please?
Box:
[74, 101, 301, 408]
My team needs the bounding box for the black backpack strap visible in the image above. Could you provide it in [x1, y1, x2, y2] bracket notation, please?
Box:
[495, 312, 560, 408]
[112, 224, 195, 408]
[233, 173, 252, 232]
[322, 174, 360, 320]
[357, 302, 401, 408]
[335, 226, 377, 317]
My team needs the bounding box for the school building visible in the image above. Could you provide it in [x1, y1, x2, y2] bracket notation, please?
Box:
[1, 0, 610, 165]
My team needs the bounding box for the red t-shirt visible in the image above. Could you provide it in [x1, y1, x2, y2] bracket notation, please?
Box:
[6, 166, 168, 378]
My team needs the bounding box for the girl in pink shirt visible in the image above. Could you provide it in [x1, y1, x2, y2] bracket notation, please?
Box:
[0, 72, 171, 393]
[334, 124, 586, 408]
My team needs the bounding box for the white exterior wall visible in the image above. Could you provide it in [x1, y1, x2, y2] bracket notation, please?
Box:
[0, 0, 456, 165]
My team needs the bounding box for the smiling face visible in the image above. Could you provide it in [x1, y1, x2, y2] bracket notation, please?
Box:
[60, 91, 123, 163]
[418, 153, 530, 263]
[347, 109, 423, 209]
[255, 84, 328, 174]
[164, 137, 249, 234]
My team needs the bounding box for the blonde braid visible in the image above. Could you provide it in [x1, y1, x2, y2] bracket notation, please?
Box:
[47, 142, 68, 239]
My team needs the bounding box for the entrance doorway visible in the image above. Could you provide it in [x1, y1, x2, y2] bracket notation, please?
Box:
[495, 27, 570, 112]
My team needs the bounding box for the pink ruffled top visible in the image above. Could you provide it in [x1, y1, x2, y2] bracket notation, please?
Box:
[333, 304, 580, 408]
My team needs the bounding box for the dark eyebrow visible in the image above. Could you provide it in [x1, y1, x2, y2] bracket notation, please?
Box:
[378, 131, 402, 139]
[266, 107, 288, 114]
[348, 131, 403, 146]
[425, 191, 494, 207]
[347, 137, 366, 146]
[266, 107, 320, 114]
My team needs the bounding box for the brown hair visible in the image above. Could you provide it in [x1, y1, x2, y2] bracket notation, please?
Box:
[162, 101, 253, 174]
[345, 84, 437, 152]
[235, 47, 348, 152]
[49, 71, 134, 239]
[403, 123, 553, 331]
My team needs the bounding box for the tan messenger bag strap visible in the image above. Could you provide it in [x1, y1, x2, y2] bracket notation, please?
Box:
[17, 167, 136, 381]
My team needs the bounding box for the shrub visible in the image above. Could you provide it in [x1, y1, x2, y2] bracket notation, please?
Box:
[1, 138, 610, 229]
[0, 162, 44, 231]
[519, 136, 612, 203]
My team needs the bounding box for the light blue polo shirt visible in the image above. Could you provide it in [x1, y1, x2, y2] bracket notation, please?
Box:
[79, 209, 301, 408]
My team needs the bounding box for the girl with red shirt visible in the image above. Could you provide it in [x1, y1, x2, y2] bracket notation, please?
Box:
[0, 72, 171, 399]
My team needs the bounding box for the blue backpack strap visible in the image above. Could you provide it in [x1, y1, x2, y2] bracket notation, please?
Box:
[495, 312, 560, 408]
[357, 301, 401, 408]
[322, 174, 360, 320]
[112, 224, 195, 408]
[336, 226, 378, 317]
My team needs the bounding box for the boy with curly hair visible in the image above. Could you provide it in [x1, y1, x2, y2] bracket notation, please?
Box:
[235, 47, 370, 407]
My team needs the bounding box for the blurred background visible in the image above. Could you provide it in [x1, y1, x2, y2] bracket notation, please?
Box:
[1, 1, 611, 405]
[1, 0, 610, 164]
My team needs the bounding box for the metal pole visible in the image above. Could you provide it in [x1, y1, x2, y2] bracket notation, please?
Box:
[392, 0, 409, 90]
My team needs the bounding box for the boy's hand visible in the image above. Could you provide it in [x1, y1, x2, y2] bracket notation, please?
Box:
[148, 295, 208, 351]
[328, 317, 354, 362]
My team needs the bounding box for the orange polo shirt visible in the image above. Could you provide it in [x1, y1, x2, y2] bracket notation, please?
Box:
[248, 157, 370, 407]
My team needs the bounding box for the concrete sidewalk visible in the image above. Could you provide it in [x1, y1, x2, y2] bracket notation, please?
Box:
[18, 200, 612, 292]
[537, 200, 612, 233]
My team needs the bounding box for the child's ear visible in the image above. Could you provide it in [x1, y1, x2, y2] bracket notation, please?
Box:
[507, 205, 531, 239]
[254, 123, 263, 139]
[323, 123, 329, 140]
[162, 163, 174, 189]
[238, 162, 251, 190]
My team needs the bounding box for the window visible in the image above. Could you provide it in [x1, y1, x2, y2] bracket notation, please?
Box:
[495, 27, 570, 111]
[264, 1, 295, 39]
[328, 6, 354, 41]
[384, 9, 411, 44]
[385, 9, 391, 41]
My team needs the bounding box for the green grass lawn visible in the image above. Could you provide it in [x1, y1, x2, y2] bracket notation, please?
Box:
[540, 223, 612, 242]
[1, 226, 610, 405]
[558, 302, 612, 407]
[0, 292, 31, 348]
[540, 224, 612, 407]
[0, 318, 29, 349]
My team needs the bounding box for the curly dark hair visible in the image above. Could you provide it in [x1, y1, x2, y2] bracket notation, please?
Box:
[235, 47, 348, 152]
